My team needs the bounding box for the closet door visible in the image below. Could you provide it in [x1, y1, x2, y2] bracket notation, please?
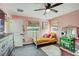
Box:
[14, 33, 23, 47]
[10, 19, 24, 47]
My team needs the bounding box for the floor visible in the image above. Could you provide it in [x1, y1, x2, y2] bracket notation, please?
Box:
[12, 44, 47, 56]
[12, 43, 78, 56]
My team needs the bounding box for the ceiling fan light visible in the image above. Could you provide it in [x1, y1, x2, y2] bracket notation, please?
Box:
[46, 9, 50, 13]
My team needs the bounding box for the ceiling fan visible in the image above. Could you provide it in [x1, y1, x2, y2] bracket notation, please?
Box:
[34, 3, 63, 15]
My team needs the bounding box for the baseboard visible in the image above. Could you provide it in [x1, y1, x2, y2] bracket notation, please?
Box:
[23, 43, 33, 46]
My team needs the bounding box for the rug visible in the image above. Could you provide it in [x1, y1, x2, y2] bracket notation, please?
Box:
[41, 45, 61, 56]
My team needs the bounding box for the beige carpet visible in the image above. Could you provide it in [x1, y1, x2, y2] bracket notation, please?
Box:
[41, 45, 61, 56]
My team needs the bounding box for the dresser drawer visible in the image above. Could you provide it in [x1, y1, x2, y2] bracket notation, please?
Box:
[0, 34, 13, 56]
[0, 48, 3, 56]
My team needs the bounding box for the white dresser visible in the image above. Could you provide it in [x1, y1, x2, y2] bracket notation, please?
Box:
[0, 33, 14, 56]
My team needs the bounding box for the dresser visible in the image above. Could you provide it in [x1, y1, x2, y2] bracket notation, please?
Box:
[0, 33, 14, 56]
[60, 37, 75, 52]
[60, 47, 79, 56]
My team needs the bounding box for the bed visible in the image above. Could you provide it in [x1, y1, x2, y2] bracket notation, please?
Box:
[33, 32, 58, 48]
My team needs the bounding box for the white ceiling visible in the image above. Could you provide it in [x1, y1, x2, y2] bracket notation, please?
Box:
[3, 3, 79, 20]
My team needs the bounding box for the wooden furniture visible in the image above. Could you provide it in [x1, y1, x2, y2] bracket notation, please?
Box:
[60, 26, 79, 52]
[33, 32, 58, 48]
[60, 47, 75, 56]
[60, 47, 79, 56]
[62, 26, 79, 38]
[60, 37, 75, 52]
[0, 33, 14, 56]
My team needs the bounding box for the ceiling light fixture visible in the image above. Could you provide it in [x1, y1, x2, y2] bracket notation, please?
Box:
[46, 9, 50, 13]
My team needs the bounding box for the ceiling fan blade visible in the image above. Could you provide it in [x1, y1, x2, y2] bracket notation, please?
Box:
[47, 3, 51, 7]
[44, 3, 51, 9]
[43, 10, 46, 15]
[51, 3, 63, 8]
[34, 8, 45, 11]
[50, 9, 58, 13]
[44, 3, 47, 7]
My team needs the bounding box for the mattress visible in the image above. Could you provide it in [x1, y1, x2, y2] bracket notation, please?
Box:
[33, 37, 57, 45]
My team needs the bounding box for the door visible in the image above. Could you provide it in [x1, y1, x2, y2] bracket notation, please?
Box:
[14, 33, 23, 47]
[11, 19, 23, 33]
[11, 19, 24, 47]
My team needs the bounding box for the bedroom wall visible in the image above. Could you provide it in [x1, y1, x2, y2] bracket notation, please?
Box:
[11, 15, 45, 44]
[11, 15, 32, 44]
[49, 10, 79, 37]
[49, 9, 79, 44]
[49, 10, 79, 28]
[0, 4, 12, 33]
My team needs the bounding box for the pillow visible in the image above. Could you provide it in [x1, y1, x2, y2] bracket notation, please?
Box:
[49, 33, 56, 38]
[43, 34, 48, 38]
[43, 32, 57, 38]
[51, 34, 56, 38]
[47, 34, 51, 38]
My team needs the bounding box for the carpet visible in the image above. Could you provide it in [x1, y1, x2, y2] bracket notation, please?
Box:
[12, 44, 47, 56]
[41, 45, 61, 56]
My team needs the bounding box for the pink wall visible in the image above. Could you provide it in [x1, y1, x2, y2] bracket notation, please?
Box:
[50, 10, 79, 28]
[50, 10, 79, 49]
[11, 14, 44, 44]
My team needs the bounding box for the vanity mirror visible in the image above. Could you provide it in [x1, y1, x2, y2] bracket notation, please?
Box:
[0, 9, 5, 34]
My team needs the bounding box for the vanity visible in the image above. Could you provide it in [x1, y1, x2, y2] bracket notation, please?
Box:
[0, 33, 14, 56]
[60, 25, 79, 56]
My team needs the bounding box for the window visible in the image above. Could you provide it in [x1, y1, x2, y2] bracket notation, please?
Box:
[66, 28, 77, 38]
[0, 9, 5, 33]
[51, 26, 58, 33]
[27, 21, 40, 39]
[0, 19, 4, 32]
